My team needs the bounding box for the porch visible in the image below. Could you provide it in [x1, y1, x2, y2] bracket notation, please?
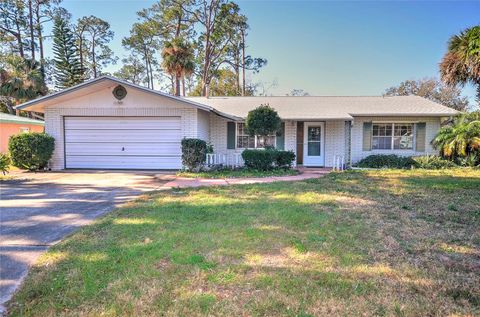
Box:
[208, 116, 352, 169]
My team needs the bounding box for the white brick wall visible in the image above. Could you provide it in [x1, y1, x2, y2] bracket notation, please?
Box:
[45, 86, 198, 170]
[324, 120, 346, 167]
[350, 116, 441, 164]
[197, 109, 210, 141]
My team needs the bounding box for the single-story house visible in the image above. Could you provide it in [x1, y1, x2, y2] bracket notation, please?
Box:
[0, 113, 45, 153]
[16, 76, 458, 170]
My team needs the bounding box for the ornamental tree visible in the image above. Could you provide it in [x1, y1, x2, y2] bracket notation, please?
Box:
[245, 104, 281, 137]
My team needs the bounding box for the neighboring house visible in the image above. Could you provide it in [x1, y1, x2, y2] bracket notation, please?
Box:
[0, 113, 44, 153]
[16, 76, 458, 170]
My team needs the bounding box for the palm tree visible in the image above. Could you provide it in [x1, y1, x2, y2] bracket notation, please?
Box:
[440, 25, 480, 103]
[433, 112, 480, 160]
[161, 38, 195, 96]
[0, 55, 47, 114]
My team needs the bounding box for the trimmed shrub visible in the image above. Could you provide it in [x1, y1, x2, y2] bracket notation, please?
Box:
[274, 150, 296, 169]
[0, 153, 11, 175]
[8, 133, 54, 171]
[413, 155, 457, 169]
[242, 149, 276, 171]
[181, 138, 208, 171]
[245, 104, 281, 137]
[355, 154, 416, 169]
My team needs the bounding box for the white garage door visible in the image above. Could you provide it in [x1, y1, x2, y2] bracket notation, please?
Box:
[64, 117, 182, 169]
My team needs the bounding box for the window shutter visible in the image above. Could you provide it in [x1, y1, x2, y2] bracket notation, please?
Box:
[362, 122, 372, 151]
[415, 122, 426, 152]
[276, 122, 285, 150]
[227, 122, 236, 149]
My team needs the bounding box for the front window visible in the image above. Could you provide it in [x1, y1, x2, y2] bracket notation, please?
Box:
[237, 123, 276, 149]
[372, 123, 413, 150]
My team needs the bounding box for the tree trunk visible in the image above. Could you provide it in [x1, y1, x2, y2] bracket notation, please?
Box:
[241, 29, 246, 96]
[182, 78, 186, 96]
[92, 37, 97, 77]
[14, 12, 25, 58]
[174, 77, 181, 96]
[28, 0, 35, 60]
[34, 2, 44, 64]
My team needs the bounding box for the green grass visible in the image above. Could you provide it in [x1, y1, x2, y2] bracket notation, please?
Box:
[177, 168, 299, 179]
[7, 169, 480, 316]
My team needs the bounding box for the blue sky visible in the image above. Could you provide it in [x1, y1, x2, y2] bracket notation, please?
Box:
[54, 0, 479, 99]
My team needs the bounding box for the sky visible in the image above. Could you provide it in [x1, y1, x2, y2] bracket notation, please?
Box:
[49, 0, 479, 100]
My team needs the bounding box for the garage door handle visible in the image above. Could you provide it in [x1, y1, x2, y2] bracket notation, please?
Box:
[122, 147, 125, 151]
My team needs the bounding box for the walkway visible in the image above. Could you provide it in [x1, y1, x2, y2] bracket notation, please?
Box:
[160, 168, 331, 188]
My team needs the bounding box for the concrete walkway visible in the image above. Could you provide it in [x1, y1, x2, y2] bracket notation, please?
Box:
[160, 168, 331, 188]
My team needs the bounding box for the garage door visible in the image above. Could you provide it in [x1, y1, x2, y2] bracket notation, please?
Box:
[64, 117, 182, 169]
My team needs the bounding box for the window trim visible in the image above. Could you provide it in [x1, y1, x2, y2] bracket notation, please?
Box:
[235, 122, 277, 149]
[371, 122, 416, 151]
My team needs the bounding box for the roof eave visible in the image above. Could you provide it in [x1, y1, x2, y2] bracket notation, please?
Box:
[15, 76, 216, 113]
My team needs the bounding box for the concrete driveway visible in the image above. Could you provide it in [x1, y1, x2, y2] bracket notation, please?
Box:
[0, 171, 171, 313]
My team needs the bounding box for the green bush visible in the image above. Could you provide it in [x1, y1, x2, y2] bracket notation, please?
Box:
[245, 104, 282, 137]
[355, 154, 416, 169]
[456, 153, 480, 167]
[8, 133, 54, 170]
[241, 149, 276, 170]
[413, 155, 457, 169]
[181, 138, 208, 171]
[0, 153, 11, 175]
[274, 150, 296, 169]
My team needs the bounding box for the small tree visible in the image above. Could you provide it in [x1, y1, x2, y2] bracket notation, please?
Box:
[245, 104, 281, 138]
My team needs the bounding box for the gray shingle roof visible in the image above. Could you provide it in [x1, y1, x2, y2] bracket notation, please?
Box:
[185, 95, 459, 119]
[0, 113, 44, 125]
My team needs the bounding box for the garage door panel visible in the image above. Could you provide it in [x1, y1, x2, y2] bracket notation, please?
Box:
[65, 129, 181, 143]
[64, 117, 181, 130]
[65, 143, 181, 156]
[64, 116, 182, 169]
[65, 155, 181, 169]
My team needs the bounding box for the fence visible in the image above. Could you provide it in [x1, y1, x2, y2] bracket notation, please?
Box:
[206, 153, 244, 168]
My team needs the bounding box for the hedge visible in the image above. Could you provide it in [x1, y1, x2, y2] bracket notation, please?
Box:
[8, 133, 54, 171]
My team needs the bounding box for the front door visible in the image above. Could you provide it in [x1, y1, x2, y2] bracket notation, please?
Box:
[303, 122, 325, 166]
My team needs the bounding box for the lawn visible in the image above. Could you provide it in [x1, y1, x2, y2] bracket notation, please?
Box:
[7, 169, 480, 316]
[177, 168, 299, 179]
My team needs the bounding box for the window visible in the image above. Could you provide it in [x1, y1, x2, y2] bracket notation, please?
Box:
[236, 123, 276, 149]
[372, 123, 414, 150]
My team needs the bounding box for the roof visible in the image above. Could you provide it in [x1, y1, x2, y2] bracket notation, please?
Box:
[185, 95, 459, 120]
[15, 76, 240, 120]
[15, 76, 459, 120]
[0, 113, 44, 125]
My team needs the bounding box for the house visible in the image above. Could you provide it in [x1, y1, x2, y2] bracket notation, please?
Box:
[0, 113, 45, 153]
[16, 76, 458, 170]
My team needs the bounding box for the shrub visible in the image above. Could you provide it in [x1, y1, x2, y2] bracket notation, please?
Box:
[181, 138, 208, 171]
[456, 153, 480, 167]
[245, 104, 282, 137]
[242, 149, 276, 170]
[355, 154, 416, 169]
[0, 153, 11, 175]
[413, 155, 457, 169]
[8, 133, 54, 171]
[274, 150, 296, 169]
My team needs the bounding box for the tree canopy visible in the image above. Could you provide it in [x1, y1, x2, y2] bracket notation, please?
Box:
[384, 78, 471, 111]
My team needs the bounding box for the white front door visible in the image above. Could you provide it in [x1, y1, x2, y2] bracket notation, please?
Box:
[303, 122, 325, 166]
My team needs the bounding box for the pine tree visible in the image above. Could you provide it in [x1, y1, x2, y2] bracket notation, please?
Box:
[52, 17, 84, 89]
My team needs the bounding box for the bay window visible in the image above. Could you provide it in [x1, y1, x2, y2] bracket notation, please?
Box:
[237, 123, 276, 149]
[372, 123, 414, 150]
